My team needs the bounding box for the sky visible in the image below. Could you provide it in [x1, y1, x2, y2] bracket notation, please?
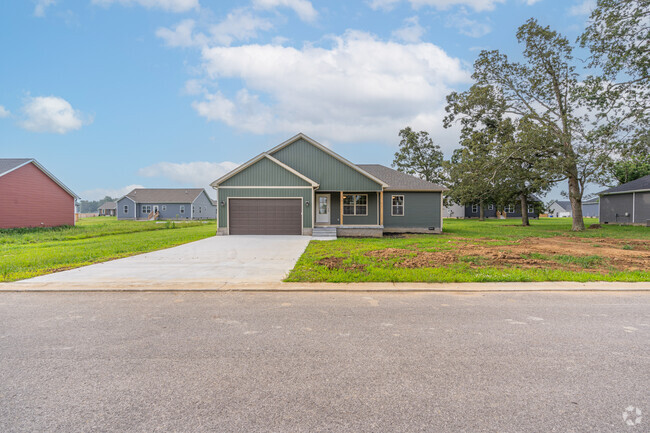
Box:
[0, 0, 598, 201]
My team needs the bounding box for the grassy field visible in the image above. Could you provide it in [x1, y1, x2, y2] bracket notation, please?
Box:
[0, 217, 216, 282]
[286, 218, 650, 283]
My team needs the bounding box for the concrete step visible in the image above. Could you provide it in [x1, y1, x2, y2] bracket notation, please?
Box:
[312, 227, 337, 239]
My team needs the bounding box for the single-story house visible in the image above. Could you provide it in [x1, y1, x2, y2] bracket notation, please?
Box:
[211, 133, 448, 237]
[443, 200, 465, 218]
[116, 188, 216, 221]
[582, 197, 599, 218]
[0, 158, 78, 229]
[548, 200, 572, 218]
[464, 195, 542, 219]
[98, 201, 116, 216]
[599, 175, 650, 225]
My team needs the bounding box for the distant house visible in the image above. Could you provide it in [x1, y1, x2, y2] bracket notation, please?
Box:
[582, 197, 599, 218]
[443, 200, 465, 218]
[598, 175, 650, 225]
[548, 200, 572, 218]
[98, 201, 116, 216]
[116, 188, 216, 221]
[0, 158, 78, 229]
[464, 195, 542, 219]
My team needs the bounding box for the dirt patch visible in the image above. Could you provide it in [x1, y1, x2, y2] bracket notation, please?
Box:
[317, 257, 367, 272]
[354, 236, 650, 273]
[588, 224, 602, 229]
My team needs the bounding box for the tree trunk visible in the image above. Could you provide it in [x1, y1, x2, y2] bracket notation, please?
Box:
[479, 199, 485, 221]
[520, 194, 530, 226]
[568, 175, 585, 231]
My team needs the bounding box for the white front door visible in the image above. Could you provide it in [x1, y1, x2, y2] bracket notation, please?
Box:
[316, 194, 330, 224]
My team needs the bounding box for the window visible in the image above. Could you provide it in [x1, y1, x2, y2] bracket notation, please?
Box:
[142, 205, 152, 214]
[123, 205, 128, 214]
[162, 205, 166, 212]
[527, 204, 535, 214]
[199, 206, 202, 214]
[192, 206, 195, 214]
[505, 204, 515, 213]
[488, 204, 494, 210]
[472, 204, 479, 213]
[180, 205, 185, 214]
[343, 194, 368, 216]
[391, 195, 404, 216]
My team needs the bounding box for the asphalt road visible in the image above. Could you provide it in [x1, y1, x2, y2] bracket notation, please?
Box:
[0, 292, 648, 432]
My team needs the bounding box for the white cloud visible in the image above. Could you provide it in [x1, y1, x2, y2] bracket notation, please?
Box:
[190, 30, 470, 145]
[446, 12, 491, 37]
[156, 10, 273, 48]
[0, 105, 10, 118]
[92, 0, 199, 13]
[568, 0, 595, 16]
[252, 0, 317, 22]
[392, 16, 425, 43]
[20, 96, 91, 134]
[138, 161, 240, 189]
[368, 0, 505, 12]
[34, 0, 56, 17]
[80, 184, 145, 201]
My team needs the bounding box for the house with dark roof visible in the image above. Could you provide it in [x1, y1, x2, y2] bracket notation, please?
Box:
[116, 188, 216, 221]
[582, 197, 599, 218]
[548, 200, 573, 218]
[0, 158, 79, 229]
[98, 201, 117, 216]
[598, 175, 650, 225]
[211, 133, 448, 237]
[464, 195, 543, 219]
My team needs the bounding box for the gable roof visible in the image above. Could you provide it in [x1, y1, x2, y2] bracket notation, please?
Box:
[583, 197, 599, 204]
[98, 201, 117, 210]
[122, 188, 208, 204]
[356, 164, 447, 192]
[211, 152, 319, 187]
[0, 158, 79, 199]
[599, 174, 650, 195]
[550, 200, 572, 212]
[267, 133, 389, 188]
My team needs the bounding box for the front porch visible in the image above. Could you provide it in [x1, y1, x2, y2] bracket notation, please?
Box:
[313, 191, 384, 237]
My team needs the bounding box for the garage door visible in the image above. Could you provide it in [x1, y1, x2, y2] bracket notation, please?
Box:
[229, 198, 302, 235]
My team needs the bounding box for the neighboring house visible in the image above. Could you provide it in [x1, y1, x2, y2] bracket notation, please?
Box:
[582, 197, 599, 218]
[0, 158, 78, 229]
[443, 200, 465, 218]
[599, 175, 650, 225]
[98, 201, 116, 216]
[464, 195, 542, 219]
[116, 188, 216, 221]
[548, 200, 572, 218]
[211, 133, 447, 237]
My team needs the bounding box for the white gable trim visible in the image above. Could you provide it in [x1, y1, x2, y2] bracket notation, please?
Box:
[268, 133, 389, 188]
[211, 152, 319, 188]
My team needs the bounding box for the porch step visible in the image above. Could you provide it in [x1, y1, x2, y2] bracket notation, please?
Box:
[312, 227, 337, 239]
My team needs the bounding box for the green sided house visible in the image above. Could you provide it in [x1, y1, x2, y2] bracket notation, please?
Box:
[211, 133, 447, 237]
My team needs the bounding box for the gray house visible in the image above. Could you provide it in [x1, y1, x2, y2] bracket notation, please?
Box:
[98, 201, 116, 216]
[599, 175, 650, 225]
[211, 133, 447, 237]
[582, 197, 599, 218]
[464, 195, 542, 219]
[548, 198, 601, 218]
[116, 188, 216, 221]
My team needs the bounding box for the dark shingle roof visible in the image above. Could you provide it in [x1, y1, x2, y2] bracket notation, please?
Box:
[0, 158, 32, 176]
[98, 201, 117, 210]
[124, 188, 206, 204]
[599, 175, 650, 195]
[552, 200, 572, 212]
[583, 197, 599, 204]
[356, 164, 447, 191]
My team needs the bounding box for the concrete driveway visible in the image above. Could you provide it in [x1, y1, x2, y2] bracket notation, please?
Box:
[18, 236, 311, 288]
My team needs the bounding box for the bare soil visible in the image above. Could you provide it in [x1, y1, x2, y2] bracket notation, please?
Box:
[361, 237, 650, 273]
[317, 257, 367, 272]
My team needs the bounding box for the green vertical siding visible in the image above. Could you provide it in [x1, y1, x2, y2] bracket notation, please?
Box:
[217, 188, 312, 228]
[271, 138, 382, 191]
[383, 192, 441, 229]
[221, 157, 312, 187]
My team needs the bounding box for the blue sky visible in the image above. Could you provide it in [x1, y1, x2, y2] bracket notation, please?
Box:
[0, 0, 596, 200]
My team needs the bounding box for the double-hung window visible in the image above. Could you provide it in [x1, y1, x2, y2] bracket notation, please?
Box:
[391, 195, 404, 216]
[488, 204, 494, 210]
[123, 205, 128, 214]
[162, 205, 166, 212]
[527, 204, 535, 214]
[505, 204, 515, 213]
[142, 205, 152, 214]
[343, 194, 368, 216]
[180, 205, 185, 214]
[472, 204, 479, 213]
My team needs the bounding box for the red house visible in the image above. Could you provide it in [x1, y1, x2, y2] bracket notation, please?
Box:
[0, 159, 79, 229]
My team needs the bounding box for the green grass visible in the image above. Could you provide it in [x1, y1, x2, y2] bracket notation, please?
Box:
[0, 217, 216, 281]
[286, 218, 650, 283]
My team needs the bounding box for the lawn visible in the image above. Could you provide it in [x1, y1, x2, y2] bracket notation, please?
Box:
[286, 218, 650, 283]
[0, 217, 216, 282]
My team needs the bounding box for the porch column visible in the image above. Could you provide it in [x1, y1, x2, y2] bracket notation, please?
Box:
[380, 191, 384, 226]
[340, 192, 344, 225]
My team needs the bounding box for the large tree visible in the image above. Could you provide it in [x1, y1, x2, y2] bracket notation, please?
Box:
[610, 151, 650, 185]
[392, 127, 446, 185]
[470, 19, 623, 231]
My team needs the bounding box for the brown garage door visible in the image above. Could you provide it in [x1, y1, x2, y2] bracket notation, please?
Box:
[229, 198, 302, 235]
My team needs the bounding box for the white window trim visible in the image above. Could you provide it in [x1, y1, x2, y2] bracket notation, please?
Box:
[343, 194, 369, 216]
[180, 205, 185, 214]
[488, 204, 494, 210]
[161, 205, 166, 211]
[472, 204, 479, 213]
[505, 204, 515, 213]
[391, 195, 405, 217]
[527, 204, 535, 213]
[123, 205, 128, 214]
